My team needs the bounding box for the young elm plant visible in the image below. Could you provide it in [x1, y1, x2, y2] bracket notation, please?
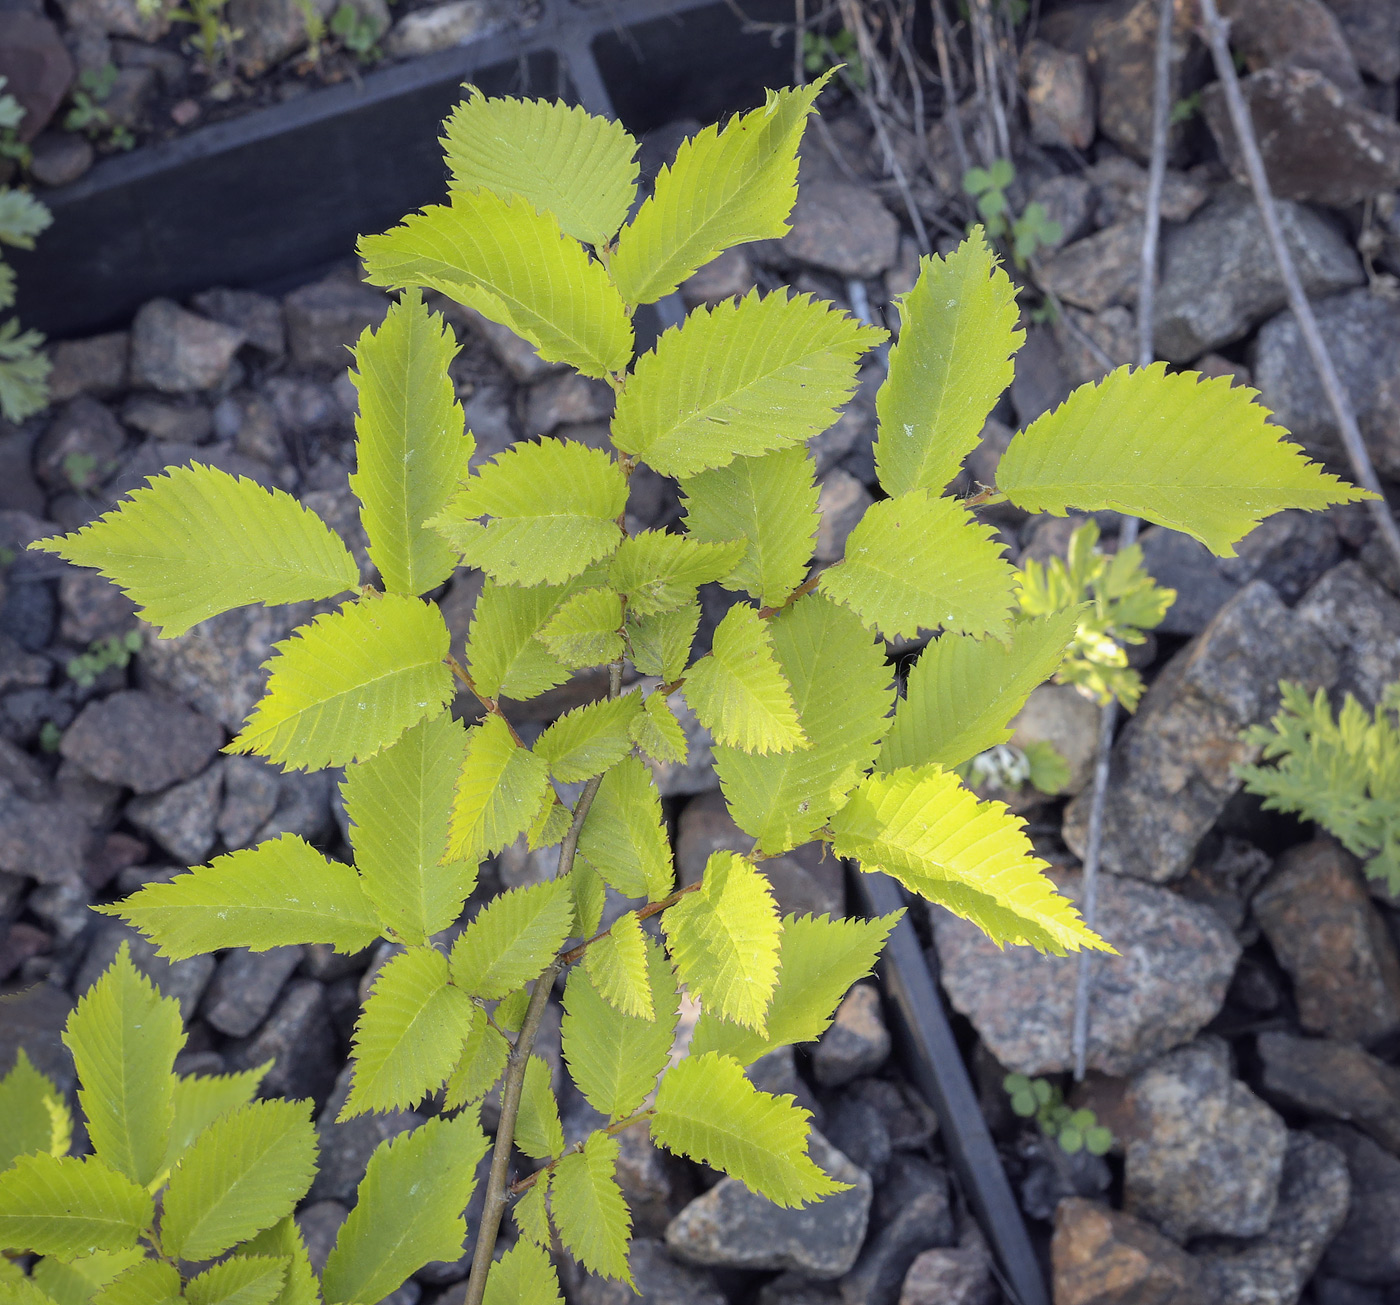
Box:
[7, 77, 1368, 1304]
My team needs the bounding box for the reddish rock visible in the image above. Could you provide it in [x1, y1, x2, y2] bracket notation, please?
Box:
[1051, 1198, 1210, 1305]
[1218, 0, 1362, 97]
[0, 14, 74, 142]
[1022, 39, 1095, 151]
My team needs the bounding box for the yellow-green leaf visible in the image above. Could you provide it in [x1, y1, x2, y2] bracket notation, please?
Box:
[551, 1133, 632, 1284]
[581, 911, 653, 1019]
[447, 713, 552, 864]
[576, 756, 673, 901]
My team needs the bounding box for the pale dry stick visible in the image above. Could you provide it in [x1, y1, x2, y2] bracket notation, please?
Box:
[1197, 0, 1400, 571]
[793, 0, 805, 88]
[970, 0, 1011, 160]
[1070, 0, 1174, 1082]
[460, 664, 622, 1305]
[929, 0, 971, 186]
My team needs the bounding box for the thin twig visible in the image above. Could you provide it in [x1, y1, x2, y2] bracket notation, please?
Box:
[1070, 0, 1173, 1082]
[1196, 0, 1400, 571]
[557, 882, 701, 966]
[793, 0, 805, 88]
[930, 4, 970, 188]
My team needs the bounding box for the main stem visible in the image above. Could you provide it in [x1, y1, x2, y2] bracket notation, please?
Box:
[460, 662, 623, 1305]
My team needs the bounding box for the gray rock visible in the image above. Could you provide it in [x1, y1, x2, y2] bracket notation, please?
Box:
[1296, 562, 1400, 711]
[34, 396, 126, 492]
[384, 0, 513, 56]
[522, 374, 613, 437]
[1204, 67, 1400, 208]
[57, 571, 136, 647]
[47, 333, 128, 404]
[130, 299, 245, 394]
[1197, 1131, 1351, 1304]
[1008, 682, 1101, 796]
[447, 300, 560, 384]
[759, 1275, 840, 1305]
[812, 985, 890, 1088]
[75, 920, 215, 1021]
[0, 12, 74, 144]
[1037, 220, 1143, 314]
[1029, 175, 1095, 252]
[58, 0, 169, 38]
[898, 1233, 996, 1305]
[1313, 1280, 1387, 1305]
[227, 0, 332, 75]
[666, 1132, 872, 1278]
[283, 274, 388, 370]
[0, 782, 93, 884]
[1063, 582, 1338, 883]
[1153, 187, 1362, 363]
[120, 395, 213, 444]
[1022, 39, 1094, 151]
[1010, 325, 1073, 427]
[839, 1162, 952, 1305]
[780, 181, 900, 279]
[1254, 839, 1400, 1043]
[1050, 1197, 1211, 1305]
[851, 1078, 936, 1151]
[29, 129, 94, 187]
[203, 945, 305, 1037]
[1125, 1039, 1288, 1242]
[1316, 1123, 1400, 1286]
[1053, 304, 1136, 387]
[307, 1061, 423, 1204]
[823, 1091, 892, 1185]
[1086, 155, 1210, 226]
[125, 763, 223, 864]
[218, 754, 281, 850]
[934, 870, 1239, 1077]
[253, 766, 335, 845]
[1322, 0, 1400, 81]
[816, 470, 873, 564]
[190, 288, 286, 360]
[614, 1122, 685, 1239]
[61, 689, 222, 794]
[1258, 1031, 1400, 1156]
[1218, 0, 1362, 97]
[225, 977, 337, 1103]
[576, 1239, 725, 1305]
[296, 1199, 347, 1276]
[681, 248, 756, 309]
[0, 982, 74, 1091]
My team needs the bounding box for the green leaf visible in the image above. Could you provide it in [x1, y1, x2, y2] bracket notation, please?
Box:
[442, 1019, 510, 1110]
[443, 90, 638, 247]
[161, 1099, 315, 1262]
[0, 1280, 58, 1305]
[681, 445, 819, 609]
[662, 852, 780, 1031]
[450, 879, 574, 999]
[611, 79, 827, 305]
[512, 1172, 552, 1248]
[576, 756, 673, 901]
[629, 693, 688, 765]
[563, 936, 678, 1120]
[538, 588, 624, 668]
[228, 594, 453, 770]
[349, 288, 472, 597]
[651, 1053, 842, 1206]
[322, 1113, 489, 1305]
[360, 188, 633, 379]
[31, 464, 358, 639]
[608, 533, 748, 617]
[551, 1133, 632, 1284]
[0, 1051, 67, 1173]
[535, 693, 643, 782]
[995, 363, 1372, 556]
[717, 594, 894, 854]
[627, 602, 699, 682]
[527, 787, 570, 851]
[90, 1261, 181, 1305]
[345, 711, 475, 946]
[184, 1257, 287, 1305]
[63, 945, 181, 1187]
[0, 1155, 151, 1259]
[817, 491, 1015, 641]
[614, 291, 881, 478]
[238, 1217, 319, 1305]
[682, 603, 806, 755]
[30, 1250, 145, 1305]
[106, 835, 382, 960]
[878, 610, 1081, 772]
[570, 855, 607, 938]
[515, 1056, 564, 1161]
[483, 1236, 563, 1305]
[447, 714, 552, 864]
[344, 946, 477, 1118]
[164, 1066, 270, 1176]
[429, 441, 626, 586]
[690, 912, 900, 1065]
[830, 764, 1112, 955]
[465, 575, 600, 702]
[581, 911, 653, 1019]
[874, 230, 1023, 497]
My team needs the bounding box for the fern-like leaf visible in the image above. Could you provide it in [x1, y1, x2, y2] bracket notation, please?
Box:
[878, 610, 1081, 772]
[830, 764, 1112, 955]
[448, 714, 552, 864]
[515, 1055, 564, 1161]
[0, 1155, 151, 1259]
[610, 78, 828, 305]
[581, 910, 653, 1019]
[681, 444, 819, 609]
[443, 90, 638, 247]
[106, 835, 382, 960]
[228, 594, 453, 770]
[818, 490, 1015, 641]
[31, 465, 358, 638]
[575, 756, 673, 901]
[534, 693, 643, 782]
[996, 363, 1371, 555]
[360, 188, 633, 379]
[613, 291, 882, 477]
[875, 230, 1023, 496]
[651, 1053, 841, 1206]
[429, 441, 627, 586]
[349, 288, 472, 597]
[551, 1133, 632, 1284]
[63, 944, 181, 1188]
[343, 946, 477, 1118]
[609, 532, 747, 617]
[450, 878, 575, 999]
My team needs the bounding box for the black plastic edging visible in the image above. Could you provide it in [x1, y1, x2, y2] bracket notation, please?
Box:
[852, 868, 1050, 1305]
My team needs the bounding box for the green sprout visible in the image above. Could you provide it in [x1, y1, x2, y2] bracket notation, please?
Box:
[66, 631, 144, 690]
[1005, 1073, 1113, 1156]
[963, 159, 1063, 267]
